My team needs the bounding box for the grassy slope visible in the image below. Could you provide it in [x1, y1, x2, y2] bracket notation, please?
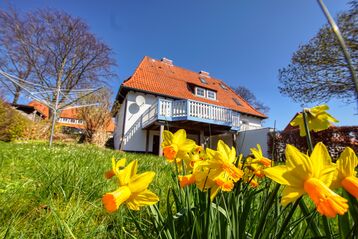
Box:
[0, 141, 173, 238]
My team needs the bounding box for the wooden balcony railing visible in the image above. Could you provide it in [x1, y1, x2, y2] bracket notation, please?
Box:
[141, 98, 241, 130]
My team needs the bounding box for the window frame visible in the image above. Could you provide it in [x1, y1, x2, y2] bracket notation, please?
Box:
[207, 90, 216, 100]
[195, 87, 206, 98]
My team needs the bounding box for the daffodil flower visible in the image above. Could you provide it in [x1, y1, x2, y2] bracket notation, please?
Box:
[331, 147, 358, 198]
[178, 140, 243, 200]
[102, 160, 159, 212]
[264, 142, 348, 218]
[250, 144, 272, 167]
[187, 146, 206, 169]
[104, 157, 126, 179]
[290, 104, 339, 137]
[205, 140, 243, 183]
[162, 129, 196, 163]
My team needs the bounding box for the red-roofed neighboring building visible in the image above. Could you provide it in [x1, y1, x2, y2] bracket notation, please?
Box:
[113, 56, 268, 154]
[29, 101, 115, 133]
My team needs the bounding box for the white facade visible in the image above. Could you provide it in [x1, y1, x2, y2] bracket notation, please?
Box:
[236, 127, 273, 157]
[239, 114, 262, 131]
[114, 90, 264, 153]
[114, 91, 159, 151]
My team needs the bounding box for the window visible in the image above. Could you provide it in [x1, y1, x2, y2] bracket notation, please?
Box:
[233, 98, 242, 106]
[195, 87, 205, 97]
[220, 83, 228, 90]
[199, 77, 208, 84]
[195, 86, 217, 100]
[207, 90, 216, 100]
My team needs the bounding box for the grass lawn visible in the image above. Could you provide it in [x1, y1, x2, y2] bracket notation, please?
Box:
[0, 141, 173, 238]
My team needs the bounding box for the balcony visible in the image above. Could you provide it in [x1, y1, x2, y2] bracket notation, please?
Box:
[141, 98, 241, 130]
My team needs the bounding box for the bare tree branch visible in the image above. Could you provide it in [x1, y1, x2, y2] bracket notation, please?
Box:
[278, 2, 357, 104]
[0, 8, 117, 113]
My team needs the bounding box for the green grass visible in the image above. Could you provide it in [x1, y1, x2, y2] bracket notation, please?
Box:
[1, 141, 356, 238]
[0, 141, 173, 238]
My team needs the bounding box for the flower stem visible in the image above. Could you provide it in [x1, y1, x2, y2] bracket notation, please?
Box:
[127, 208, 146, 238]
[322, 216, 332, 239]
[253, 183, 280, 239]
[276, 197, 301, 239]
[302, 109, 313, 154]
[301, 110, 323, 237]
[298, 200, 322, 237]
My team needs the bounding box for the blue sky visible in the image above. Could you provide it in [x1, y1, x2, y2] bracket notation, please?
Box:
[1, 0, 356, 130]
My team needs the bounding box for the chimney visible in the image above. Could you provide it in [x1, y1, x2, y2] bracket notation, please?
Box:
[161, 57, 173, 66]
[199, 70, 210, 78]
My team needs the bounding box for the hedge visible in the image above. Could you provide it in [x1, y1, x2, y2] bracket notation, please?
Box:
[268, 126, 358, 162]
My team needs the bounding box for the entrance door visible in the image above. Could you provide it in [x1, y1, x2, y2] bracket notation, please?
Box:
[152, 135, 160, 155]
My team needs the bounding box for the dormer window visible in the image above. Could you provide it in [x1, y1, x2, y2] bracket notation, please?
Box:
[195, 86, 216, 100]
[207, 90, 216, 100]
[195, 87, 205, 97]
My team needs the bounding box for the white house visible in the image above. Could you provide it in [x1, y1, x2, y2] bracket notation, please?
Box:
[113, 56, 267, 155]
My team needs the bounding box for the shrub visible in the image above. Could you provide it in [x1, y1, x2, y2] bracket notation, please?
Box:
[268, 126, 358, 161]
[0, 100, 30, 141]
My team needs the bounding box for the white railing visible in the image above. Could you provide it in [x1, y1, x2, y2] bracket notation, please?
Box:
[141, 98, 243, 129]
[172, 100, 187, 117]
[232, 112, 240, 128]
[142, 104, 158, 128]
[158, 99, 172, 117]
[188, 100, 231, 123]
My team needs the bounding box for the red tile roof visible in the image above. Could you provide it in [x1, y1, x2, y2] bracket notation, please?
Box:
[120, 56, 267, 118]
[29, 101, 49, 118]
[28, 101, 115, 132]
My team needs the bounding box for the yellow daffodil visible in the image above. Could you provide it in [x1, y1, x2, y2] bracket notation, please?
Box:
[178, 140, 243, 200]
[249, 179, 259, 188]
[241, 145, 271, 187]
[331, 147, 358, 198]
[250, 144, 272, 167]
[105, 157, 126, 179]
[290, 104, 339, 137]
[205, 140, 244, 183]
[102, 160, 159, 212]
[264, 142, 348, 218]
[162, 129, 196, 163]
[187, 146, 206, 169]
[245, 156, 267, 178]
[241, 164, 262, 188]
[178, 173, 196, 188]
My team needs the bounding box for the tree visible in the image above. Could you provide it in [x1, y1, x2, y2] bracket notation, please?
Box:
[278, 1, 357, 104]
[77, 88, 113, 145]
[0, 8, 116, 111]
[0, 9, 33, 104]
[233, 85, 270, 114]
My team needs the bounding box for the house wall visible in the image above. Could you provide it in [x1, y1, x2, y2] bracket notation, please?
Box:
[236, 127, 273, 157]
[240, 114, 262, 131]
[114, 91, 170, 151]
[113, 99, 126, 150]
[114, 90, 201, 152]
[114, 90, 265, 153]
